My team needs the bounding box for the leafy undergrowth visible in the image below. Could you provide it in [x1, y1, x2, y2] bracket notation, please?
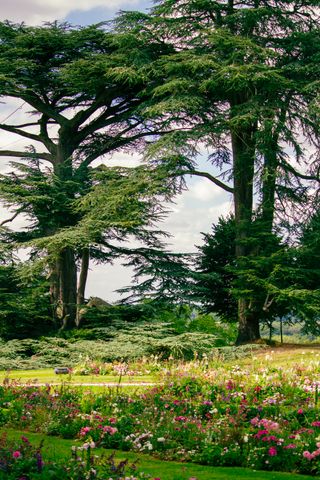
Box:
[0, 328, 265, 370]
[2, 429, 317, 480]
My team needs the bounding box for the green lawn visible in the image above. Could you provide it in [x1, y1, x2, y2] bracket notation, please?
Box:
[3, 429, 318, 480]
[0, 368, 157, 385]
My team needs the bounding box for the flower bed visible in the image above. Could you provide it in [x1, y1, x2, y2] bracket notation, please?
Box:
[1, 356, 320, 475]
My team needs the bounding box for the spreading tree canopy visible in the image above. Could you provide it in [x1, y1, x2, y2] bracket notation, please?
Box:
[0, 21, 176, 329]
[116, 1, 320, 343]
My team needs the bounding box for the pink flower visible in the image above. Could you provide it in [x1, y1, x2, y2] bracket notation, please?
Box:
[284, 444, 296, 449]
[312, 421, 320, 427]
[103, 425, 118, 435]
[12, 451, 21, 458]
[268, 447, 277, 456]
[297, 409, 303, 414]
[262, 435, 277, 442]
[80, 426, 91, 436]
[174, 416, 187, 422]
[250, 417, 260, 426]
[254, 429, 268, 439]
[303, 451, 314, 460]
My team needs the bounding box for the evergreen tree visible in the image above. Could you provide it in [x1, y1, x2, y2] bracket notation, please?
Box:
[0, 21, 173, 329]
[0, 248, 52, 338]
[196, 216, 237, 322]
[116, 1, 320, 343]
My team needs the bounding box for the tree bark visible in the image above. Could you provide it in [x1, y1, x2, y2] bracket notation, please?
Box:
[59, 247, 77, 330]
[53, 144, 79, 330]
[231, 123, 261, 344]
[76, 248, 90, 327]
[260, 138, 278, 233]
[236, 298, 261, 344]
[48, 259, 60, 326]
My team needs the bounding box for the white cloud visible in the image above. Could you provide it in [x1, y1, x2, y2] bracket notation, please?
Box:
[160, 184, 232, 253]
[2, 0, 141, 24]
[188, 178, 227, 202]
[93, 151, 142, 169]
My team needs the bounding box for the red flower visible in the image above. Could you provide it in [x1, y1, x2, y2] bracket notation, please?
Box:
[268, 446, 277, 456]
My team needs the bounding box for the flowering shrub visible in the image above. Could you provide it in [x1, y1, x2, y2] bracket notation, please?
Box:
[2, 353, 320, 475]
[0, 432, 45, 479]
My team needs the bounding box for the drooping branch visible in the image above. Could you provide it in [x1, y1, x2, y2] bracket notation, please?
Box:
[0, 208, 23, 226]
[182, 169, 234, 193]
[81, 129, 172, 168]
[281, 160, 320, 183]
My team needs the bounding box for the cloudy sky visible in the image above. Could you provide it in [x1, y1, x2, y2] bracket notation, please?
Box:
[0, 0, 232, 302]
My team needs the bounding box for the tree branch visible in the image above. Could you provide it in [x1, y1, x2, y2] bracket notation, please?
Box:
[75, 98, 142, 144]
[281, 160, 320, 182]
[39, 114, 57, 154]
[0, 124, 43, 143]
[0, 150, 53, 162]
[21, 92, 68, 126]
[0, 208, 23, 226]
[182, 170, 234, 193]
[80, 129, 166, 167]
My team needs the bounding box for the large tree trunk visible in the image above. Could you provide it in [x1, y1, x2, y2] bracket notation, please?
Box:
[236, 298, 261, 344]
[231, 122, 261, 344]
[260, 138, 278, 233]
[76, 248, 89, 327]
[59, 247, 77, 330]
[53, 147, 79, 330]
[48, 259, 61, 327]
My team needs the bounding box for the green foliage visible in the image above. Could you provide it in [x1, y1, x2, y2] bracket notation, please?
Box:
[0, 20, 178, 328]
[0, 321, 223, 369]
[0, 263, 53, 340]
[195, 216, 237, 322]
[116, 0, 320, 344]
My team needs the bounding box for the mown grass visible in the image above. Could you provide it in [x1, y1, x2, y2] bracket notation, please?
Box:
[1, 345, 320, 386]
[0, 368, 157, 385]
[4, 429, 318, 480]
[240, 344, 320, 370]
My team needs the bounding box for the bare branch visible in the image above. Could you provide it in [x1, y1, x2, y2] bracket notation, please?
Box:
[0, 209, 23, 226]
[182, 170, 234, 193]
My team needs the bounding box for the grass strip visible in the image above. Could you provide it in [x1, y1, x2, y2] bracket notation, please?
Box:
[3, 429, 318, 480]
[0, 368, 157, 384]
